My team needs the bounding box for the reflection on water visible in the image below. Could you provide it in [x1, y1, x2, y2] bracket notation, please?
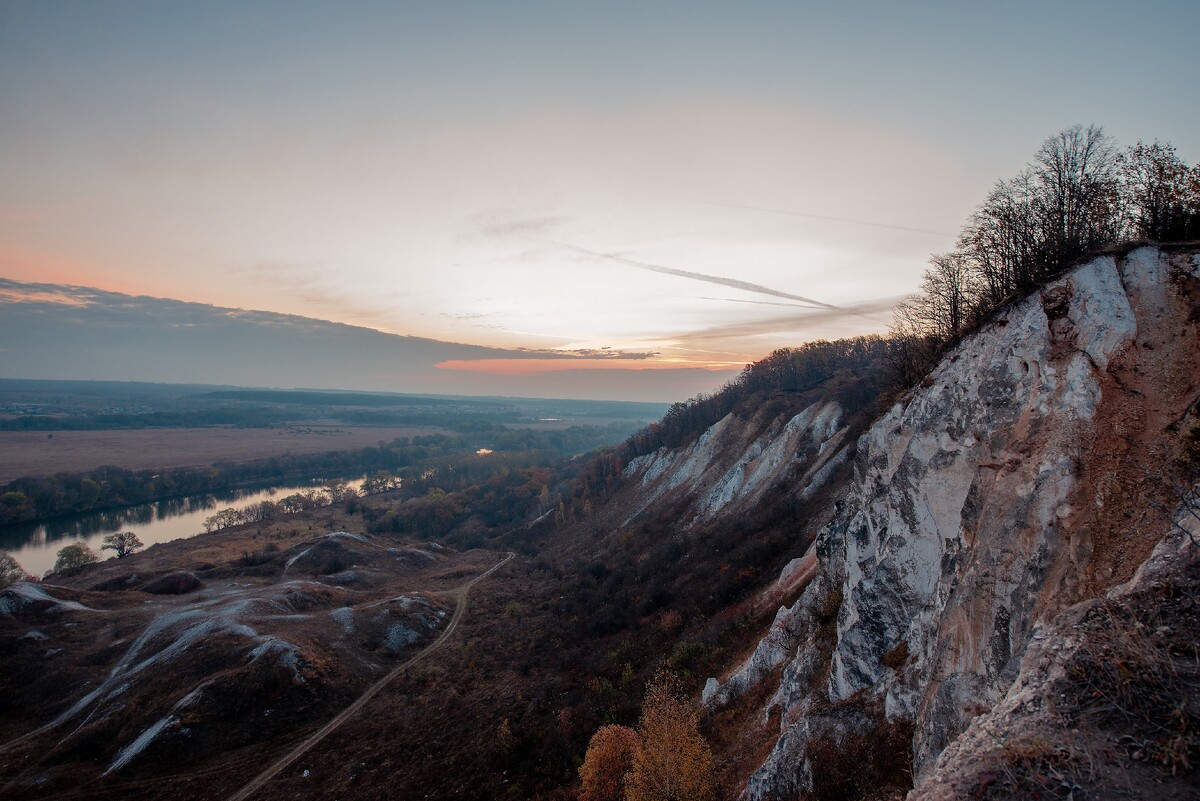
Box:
[1, 479, 364, 579]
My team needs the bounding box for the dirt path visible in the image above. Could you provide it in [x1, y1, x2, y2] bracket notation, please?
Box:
[225, 551, 514, 801]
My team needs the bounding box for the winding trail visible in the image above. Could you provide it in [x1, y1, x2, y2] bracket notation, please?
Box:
[225, 551, 514, 801]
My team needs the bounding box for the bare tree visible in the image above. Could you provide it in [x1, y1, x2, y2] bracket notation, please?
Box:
[960, 169, 1043, 303]
[1031, 123, 1121, 268]
[1119, 141, 1200, 241]
[914, 252, 979, 340]
[890, 125, 1197, 398]
[0, 552, 30, 588]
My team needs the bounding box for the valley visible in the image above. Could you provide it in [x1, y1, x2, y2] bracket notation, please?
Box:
[5, 6, 1199, 799]
[4, 246, 1198, 801]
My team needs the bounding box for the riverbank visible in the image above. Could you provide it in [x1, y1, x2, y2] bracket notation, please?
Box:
[2, 476, 369, 577]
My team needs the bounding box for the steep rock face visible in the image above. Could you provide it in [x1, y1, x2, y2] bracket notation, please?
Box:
[622, 400, 850, 526]
[709, 247, 1200, 798]
[911, 511, 1200, 801]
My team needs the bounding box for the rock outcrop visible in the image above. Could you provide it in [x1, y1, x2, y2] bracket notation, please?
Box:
[622, 399, 851, 525]
[705, 247, 1200, 798]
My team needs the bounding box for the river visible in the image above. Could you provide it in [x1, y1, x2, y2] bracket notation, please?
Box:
[1, 478, 366, 579]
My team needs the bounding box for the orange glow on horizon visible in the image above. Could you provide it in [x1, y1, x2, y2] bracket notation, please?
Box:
[0, 243, 140, 295]
[434, 358, 741, 375]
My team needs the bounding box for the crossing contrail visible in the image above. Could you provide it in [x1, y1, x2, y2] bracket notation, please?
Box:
[550, 242, 844, 311]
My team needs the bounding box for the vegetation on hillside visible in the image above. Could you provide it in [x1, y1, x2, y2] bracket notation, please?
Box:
[892, 126, 1200, 382]
[0, 424, 632, 528]
[3, 126, 1195, 801]
[561, 127, 1199, 527]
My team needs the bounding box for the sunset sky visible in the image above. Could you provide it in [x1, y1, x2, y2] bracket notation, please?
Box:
[2, 1, 1198, 400]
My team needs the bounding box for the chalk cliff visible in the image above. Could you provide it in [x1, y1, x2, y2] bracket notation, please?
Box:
[693, 246, 1200, 798]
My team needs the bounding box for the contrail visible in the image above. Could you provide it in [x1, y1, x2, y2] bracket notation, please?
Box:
[692, 295, 823, 309]
[694, 199, 955, 237]
[550, 241, 845, 312]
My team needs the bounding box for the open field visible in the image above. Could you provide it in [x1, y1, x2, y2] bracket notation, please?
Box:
[0, 425, 442, 482]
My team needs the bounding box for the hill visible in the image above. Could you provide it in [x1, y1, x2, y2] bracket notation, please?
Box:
[0, 247, 1196, 801]
[0, 247, 1195, 796]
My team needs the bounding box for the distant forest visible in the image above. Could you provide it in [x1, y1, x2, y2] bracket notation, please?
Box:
[0, 383, 666, 432]
[0, 424, 634, 527]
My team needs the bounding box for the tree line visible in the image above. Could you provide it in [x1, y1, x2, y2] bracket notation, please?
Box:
[200, 477, 385, 532]
[892, 126, 1199, 382]
[0, 422, 636, 529]
[618, 336, 895, 460]
[545, 336, 898, 522]
[0, 434, 464, 526]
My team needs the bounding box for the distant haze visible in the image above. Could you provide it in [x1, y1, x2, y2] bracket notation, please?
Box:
[0, 278, 739, 402]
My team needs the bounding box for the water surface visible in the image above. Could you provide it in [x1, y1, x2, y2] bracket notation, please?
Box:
[2, 478, 365, 578]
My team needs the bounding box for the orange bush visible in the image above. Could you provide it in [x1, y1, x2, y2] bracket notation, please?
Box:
[580, 724, 640, 801]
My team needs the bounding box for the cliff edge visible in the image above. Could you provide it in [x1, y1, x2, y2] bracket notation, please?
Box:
[704, 246, 1200, 799]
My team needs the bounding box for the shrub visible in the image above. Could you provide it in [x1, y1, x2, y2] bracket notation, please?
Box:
[50, 542, 99, 577]
[0, 552, 30, 588]
[579, 725, 640, 801]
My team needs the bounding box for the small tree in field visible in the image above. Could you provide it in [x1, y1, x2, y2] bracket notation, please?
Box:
[625, 672, 715, 801]
[580, 725, 640, 801]
[0, 552, 30, 588]
[102, 531, 143, 559]
[50, 542, 99, 576]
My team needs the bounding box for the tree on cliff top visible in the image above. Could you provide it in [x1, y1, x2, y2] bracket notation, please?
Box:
[0, 552, 30, 589]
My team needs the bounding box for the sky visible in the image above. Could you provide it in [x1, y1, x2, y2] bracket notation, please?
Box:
[2, 1, 1198, 401]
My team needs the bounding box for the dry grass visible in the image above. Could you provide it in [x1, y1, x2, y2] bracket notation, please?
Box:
[1059, 583, 1200, 779]
[0, 503, 509, 801]
[968, 737, 1091, 800]
[0, 426, 441, 482]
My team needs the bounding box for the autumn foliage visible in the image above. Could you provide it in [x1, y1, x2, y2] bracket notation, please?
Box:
[579, 725, 640, 801]
[582, 673, 714, 801]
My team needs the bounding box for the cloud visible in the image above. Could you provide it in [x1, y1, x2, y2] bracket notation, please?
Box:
[434, 358, 729, 376]
[475, 214, 569, 240]
[691, 295, 816, 309]
[514, 346, 659, 360]
[549, 242, 844, 310]
[663, 295, 903, 347]
[0, 281, 93, 307]
[0, 277, 610, 392]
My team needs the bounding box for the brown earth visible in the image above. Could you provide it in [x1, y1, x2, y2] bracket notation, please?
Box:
[0, 502, 512, 801]
[1053, 253, 1200, 607]
[0, 426, 443, 482]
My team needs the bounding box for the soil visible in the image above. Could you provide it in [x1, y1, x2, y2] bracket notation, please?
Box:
[1055, 254, 1200, 606]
